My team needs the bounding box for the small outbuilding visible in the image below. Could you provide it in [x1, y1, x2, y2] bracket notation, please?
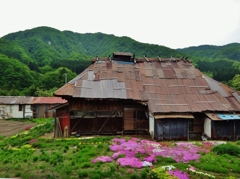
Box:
[54, 52, 240, 140]
[0, 96, 67, 119]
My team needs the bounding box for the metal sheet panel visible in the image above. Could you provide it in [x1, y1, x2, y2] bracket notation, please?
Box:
[205, 113, 222, 121]
[54, 57, 240, 114]
[226, 97, 240, 111]
[154, 114, 194, 119]
[204, 75, 228, 97]
[217, 114, 240, 120]
[155, 118, 188, 141]
[232, 92, 240, 103]
[211, 120, 235, 140]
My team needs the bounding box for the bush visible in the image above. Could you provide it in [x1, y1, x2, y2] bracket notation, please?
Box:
[212, 143, 240, 156]
[33, 156, 38, 162]
[129, 174, 139, 179]
[140, 169, 148, 179]
[149, 167, 175, 179]
[78, 171, 88, 178]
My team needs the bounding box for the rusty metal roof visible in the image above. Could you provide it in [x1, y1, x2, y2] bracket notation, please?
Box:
[31, 97, 67, 104]
[54, 57, 240, 113]
[0, 96, 34, 104]
[0, 96, 66, 104]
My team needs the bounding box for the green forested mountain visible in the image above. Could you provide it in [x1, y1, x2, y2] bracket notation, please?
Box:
[178, 43, 240, 62]
[0, 26, 240, 96]
[177, 43, 240, 86]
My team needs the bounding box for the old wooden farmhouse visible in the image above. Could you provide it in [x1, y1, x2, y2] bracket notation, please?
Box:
[54, 52, 240, 140]
[0, 96, 67, 119]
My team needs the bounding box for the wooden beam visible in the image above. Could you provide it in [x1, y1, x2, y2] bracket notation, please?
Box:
[97, 106, 119, 134]
[70, 109, 90, 133]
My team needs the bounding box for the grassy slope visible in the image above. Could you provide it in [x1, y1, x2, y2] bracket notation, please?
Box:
[0, 119, 239, 179]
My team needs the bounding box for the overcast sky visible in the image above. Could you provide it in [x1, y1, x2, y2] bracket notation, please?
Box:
[1, 0, 240, 49]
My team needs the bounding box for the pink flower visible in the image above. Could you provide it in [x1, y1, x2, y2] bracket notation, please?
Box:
[189, 166, 195, 171]
[29, 139, 37, 144]
[92, 156, 112, 163]
[25, 126, 31, 130]
[116, 157, 143, 168]
[169, 169, 189, 179]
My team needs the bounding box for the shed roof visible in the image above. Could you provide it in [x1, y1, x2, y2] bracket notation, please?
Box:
[0, 96, 67, 105]
[54, 56, 240, 113]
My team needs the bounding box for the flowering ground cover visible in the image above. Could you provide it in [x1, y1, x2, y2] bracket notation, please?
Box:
[93, 137, 221, 168]
[0, 121, 240, 179]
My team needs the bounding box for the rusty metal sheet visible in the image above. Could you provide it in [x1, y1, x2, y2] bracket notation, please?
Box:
[125, 79, 133, 99]
[99, 71, 107, 80]
[106, 61, 112, 69]
[163, 67, 176, 79]
[94, 71, 100, 81]
[135, 81, 143, 92]
[205, 113, 222, 120]
[135, 71, 141, 81]
[32, 97, 66, 104]
[206, 94, 226, 111]
[54, 57, 240, 114]
[146, 69, 153, 77]
[93, 66, 100, 74]
[185, 69, 198, 79]
[130, 80, 142, 100]
[226, 97, 240, 111]
[157, 69, 165, 78]
[54, 83, 74, 96]
[0, 96, 34, 104]
[154, 114, 194, 119]
[117, 72, 125, 82]
[174, 68, 184, 78]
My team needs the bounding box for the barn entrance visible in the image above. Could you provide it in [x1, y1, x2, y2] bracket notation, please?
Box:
[123, 108, 149, 134]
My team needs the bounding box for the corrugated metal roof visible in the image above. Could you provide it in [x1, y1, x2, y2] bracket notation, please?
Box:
[31, 97, 67, 104]
[206, 113, 240, 120]
[154, 114, 194, 119]
[54, 57, 240, 113]
[0, 96, 34, 104]
[217, 114, 240, 120]
[0, 96, 66, 104]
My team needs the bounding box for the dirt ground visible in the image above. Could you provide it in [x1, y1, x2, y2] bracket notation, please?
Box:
[0, 118, 36, 137]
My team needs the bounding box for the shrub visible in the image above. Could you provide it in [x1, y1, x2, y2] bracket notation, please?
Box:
[110, 165, 116, 172]
[140, 169, 148, 179]
[78, 171, 88, 178]
[90, 173, 101, 179]
[0, 136, 5, 140]
[129, 174, 139, 179]
[212, 143, 240, 156]
[15, 172, 21, 177]
[81, 162, 91, 168]
[149, 167, 176, 179]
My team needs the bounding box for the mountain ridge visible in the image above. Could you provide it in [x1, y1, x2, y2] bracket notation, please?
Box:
[1, 26, 240, 95]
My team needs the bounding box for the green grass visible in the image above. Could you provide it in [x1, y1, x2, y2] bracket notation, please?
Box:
[0, 119, 240, 179]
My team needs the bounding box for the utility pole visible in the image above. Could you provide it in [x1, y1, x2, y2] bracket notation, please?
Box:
[64, 73, 68, 84]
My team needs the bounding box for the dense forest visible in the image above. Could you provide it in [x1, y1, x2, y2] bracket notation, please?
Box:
[0, 26, 240, 96]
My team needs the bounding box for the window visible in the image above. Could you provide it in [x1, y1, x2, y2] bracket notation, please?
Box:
[189, 119, 194, 131]
[19, 104, 23, 111]
[134, 110, 148, 120]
